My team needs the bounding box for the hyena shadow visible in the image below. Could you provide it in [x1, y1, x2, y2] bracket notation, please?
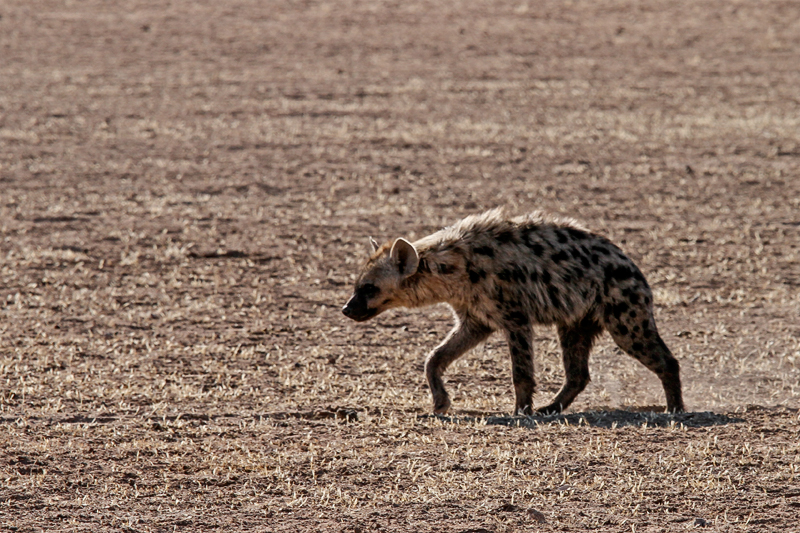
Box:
[422, 409, 744, 429]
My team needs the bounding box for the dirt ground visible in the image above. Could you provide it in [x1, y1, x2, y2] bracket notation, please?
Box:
[1, 1, 799, 531]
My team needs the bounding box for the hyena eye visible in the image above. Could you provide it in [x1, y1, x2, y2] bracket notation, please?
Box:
[359, 283, 380, 299]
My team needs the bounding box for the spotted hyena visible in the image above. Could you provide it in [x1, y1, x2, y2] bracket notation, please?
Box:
[342, 209, 684, 415]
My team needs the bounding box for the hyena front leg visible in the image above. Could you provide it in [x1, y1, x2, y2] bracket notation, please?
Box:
[538, 316, 603, 415]
[425, 316, 494, 414]
[503, 324, 536, 416]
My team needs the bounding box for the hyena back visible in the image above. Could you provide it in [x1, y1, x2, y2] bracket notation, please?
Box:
[342, 209, 684, 415]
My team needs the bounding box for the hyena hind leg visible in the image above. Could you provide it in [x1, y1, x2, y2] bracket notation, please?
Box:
[425, 316, 493, 415]
[607, 317, 685, 413]
[537, 316, 603, 415]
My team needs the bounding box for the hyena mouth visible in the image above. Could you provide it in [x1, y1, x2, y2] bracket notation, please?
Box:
[342, 305, 378, 322]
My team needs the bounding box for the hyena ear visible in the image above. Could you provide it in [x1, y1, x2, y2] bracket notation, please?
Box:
[368, 237, 380, 254]
[390, 238, 419, 277]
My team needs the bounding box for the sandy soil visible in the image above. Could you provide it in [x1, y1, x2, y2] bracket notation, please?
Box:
[1, 1, 799, 531]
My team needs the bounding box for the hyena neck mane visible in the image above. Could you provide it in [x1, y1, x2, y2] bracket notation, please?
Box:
[396, 237, 468, 310]
[398, 251, 454, 309]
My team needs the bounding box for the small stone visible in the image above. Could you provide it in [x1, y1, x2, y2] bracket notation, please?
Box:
[527, 508, 546, 523]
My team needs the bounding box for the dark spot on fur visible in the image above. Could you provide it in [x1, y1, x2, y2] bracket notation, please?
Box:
[629, 293, 640, 305]
[468, 269, 486, 283]
[528, 242, 544, 256]
[562, 274, 572, 285]
[580, 254, 591, 269]
[541, 270, 552, 285]
[474, 245, 495, 257]
[417, 259, 431, 273]
[551, 250, 569, 263]
[617, 324, 629, 335]
[591, 254, 599, 264]
[522, 229, 544, 254]
[529, 270, 539, 283]
[438, 263, 457, 275]
[613, 301, 630, 319]
[556, 230, 569, 244]
[633, 325, 640, 333]
[505, 310, 529, 326]
[632, 342, 643, 351]
[644, 295, 651, 305]
[547, 286, 561, 309]
[497, 230, 516, 244]
[498, 269, 511, 282]
[629, 310, 637, 319]
[604, 264, 635, 283]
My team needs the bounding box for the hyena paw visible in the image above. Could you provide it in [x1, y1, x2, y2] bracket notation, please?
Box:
[433, 396, 451, 415]
[515, 404, 534, 416]
[536, 403, 563, 416]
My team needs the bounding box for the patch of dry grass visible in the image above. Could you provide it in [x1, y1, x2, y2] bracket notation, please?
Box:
[2, 408, 799, 531]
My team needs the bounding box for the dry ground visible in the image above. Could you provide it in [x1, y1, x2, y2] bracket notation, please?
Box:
[1, 1, 800, 531]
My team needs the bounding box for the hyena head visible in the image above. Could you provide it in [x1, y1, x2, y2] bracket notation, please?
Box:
[342, 237, 419, 322]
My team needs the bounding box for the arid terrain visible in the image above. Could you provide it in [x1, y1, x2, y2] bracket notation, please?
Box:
[1, 1, 799, 531]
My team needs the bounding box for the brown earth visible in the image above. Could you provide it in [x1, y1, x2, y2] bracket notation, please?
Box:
[1, 1, 800, 531]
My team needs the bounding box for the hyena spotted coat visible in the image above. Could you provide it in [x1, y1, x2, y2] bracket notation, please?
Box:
[342, 209, 684, 415]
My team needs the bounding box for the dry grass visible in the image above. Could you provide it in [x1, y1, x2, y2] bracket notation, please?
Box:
[3, 408, 799, 531]
[2, 0, 800, 531]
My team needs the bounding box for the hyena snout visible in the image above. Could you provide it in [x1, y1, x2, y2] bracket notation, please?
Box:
[343, 282, 385, 322]
[342, 293, 378, 322]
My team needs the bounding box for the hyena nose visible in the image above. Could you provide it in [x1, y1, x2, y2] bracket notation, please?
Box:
[342, 304, 354, 318]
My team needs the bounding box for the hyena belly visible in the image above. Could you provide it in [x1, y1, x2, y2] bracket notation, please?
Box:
[342, 210, 684, 416]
